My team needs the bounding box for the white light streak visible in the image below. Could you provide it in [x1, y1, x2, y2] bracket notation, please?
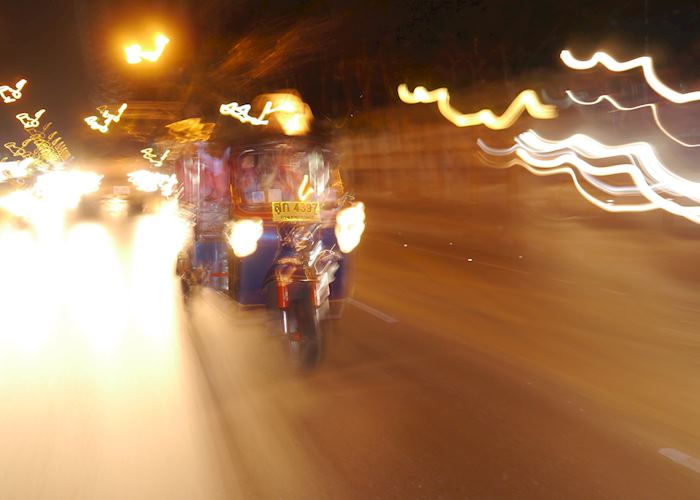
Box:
[565, 90, 700, 148]
[16, 109, 45, 129]
[560, 50, 700, 104]
[0, 79, 27, 103]
[479, 131, 700, 223]
[84, 103, 127, 133]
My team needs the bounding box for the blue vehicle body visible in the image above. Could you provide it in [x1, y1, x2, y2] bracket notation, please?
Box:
[231, 225, 349, 306]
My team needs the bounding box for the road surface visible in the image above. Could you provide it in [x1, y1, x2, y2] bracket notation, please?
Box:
[2, 166, 700, 499]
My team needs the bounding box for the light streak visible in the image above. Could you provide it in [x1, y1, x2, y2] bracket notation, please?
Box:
[0, 169, 102, 220]
[485, 154, 658, 214]
[515, 131, 700, 201]
[16, 109, 45, 129]
[4, 142, 32, 160]
[127, 170, 177, 197]
[297, 174, 314, 201]
[33, 170, 103, 209]
[125, 33, 170, 64]
[479, 131, 700, 223]
[540, 88, 574, 108]
[165, 117, 215, 143]
[0, 79, 27, 103]
[252, 93, 313, 135]
[0, 158, 33, 183]
[397, 84, 557, 129]
[84, 103, 127, 133]
[565, 90, 700, 148]
[560, 50, 700, 104]
[141, 147, 170, 167]
[219, 99, 299, 126]
[335, 202, 366, 253]
[226, 219, 264, 258]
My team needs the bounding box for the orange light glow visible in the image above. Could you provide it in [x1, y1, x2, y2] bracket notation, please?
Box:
[125, 33, 170, 64]
[397, 84, 557, 129]
[16, 109, 45, 129]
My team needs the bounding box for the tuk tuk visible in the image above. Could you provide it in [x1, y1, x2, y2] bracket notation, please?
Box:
[177, 135, 365, 369]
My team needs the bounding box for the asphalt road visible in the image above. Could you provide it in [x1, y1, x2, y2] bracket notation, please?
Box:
[2, 166, 700, 499]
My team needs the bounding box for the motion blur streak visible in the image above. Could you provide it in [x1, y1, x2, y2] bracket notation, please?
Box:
[0, 158, 33, 182]
[516, 131, 700, 201]
[0, 78, 27, 103]
[297, 174, 314, 201]
[128, 169, 178, 196]
[560, 50, 700, 103]
[16, 109, 46, 129]
[0, 212, 225, 499]
[566, 90, 700, 148]
[125, 33, 170, 64]
[479, 134, 700, 221]
[84, 103, 128, 134]
[397, 84, 557, 129]
[479, 153, 658, 213]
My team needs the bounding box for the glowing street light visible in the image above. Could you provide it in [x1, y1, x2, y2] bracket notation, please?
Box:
[125, 33, 170, 64]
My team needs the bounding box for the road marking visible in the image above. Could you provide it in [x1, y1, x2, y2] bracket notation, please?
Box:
[659, 448, 700, 474]
[347, 298, 399, 324]
[474, 261, 531, 275]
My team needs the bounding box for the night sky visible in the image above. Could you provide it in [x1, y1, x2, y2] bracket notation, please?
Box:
[1, 0, 699, 154]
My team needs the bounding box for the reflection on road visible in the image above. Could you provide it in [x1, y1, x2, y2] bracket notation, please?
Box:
[0, 212, 229, 500]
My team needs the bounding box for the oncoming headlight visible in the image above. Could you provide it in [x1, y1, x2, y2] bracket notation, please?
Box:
[226, 218, 263, 257]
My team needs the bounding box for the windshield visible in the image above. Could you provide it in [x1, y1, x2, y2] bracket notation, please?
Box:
[234, 147, 342, 210]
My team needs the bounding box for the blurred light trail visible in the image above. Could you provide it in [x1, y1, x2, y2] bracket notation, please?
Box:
[84, 103, 127, 134]
[3, 141, 34, 161]
[220, 101, 273, 125]
[397, 84, 557, 129]
[515, 131, 700, 201]
[0, 78, 27, 103]
[16, 109, 45, 129]
[165, 118, 215, 143]
[297, 174, 314, 201]
[540, 88, 574, 108]
[480, 152, 658, 214]
[479, 132, 700, 223]
[254, 93, 313, 136]
[220, 97, 304, 131]
[125, 33, 170, 64]
[560, 50, 700, 104]
[335, 202, 366, 253]
[0, 158, 33, 182]
[33, 170, 103, 210]
[565, 90, 700, 148]
[141, 147, 170, 167]
[128, 170, 177, 197]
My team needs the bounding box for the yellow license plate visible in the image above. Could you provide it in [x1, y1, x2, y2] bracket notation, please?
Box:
[271, 201, 320, 222]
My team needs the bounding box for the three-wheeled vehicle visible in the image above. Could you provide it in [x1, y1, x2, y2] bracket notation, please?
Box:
[177, 135, 365, 370]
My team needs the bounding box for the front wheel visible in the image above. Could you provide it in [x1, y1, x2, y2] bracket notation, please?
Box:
[289, 296, 325, 371]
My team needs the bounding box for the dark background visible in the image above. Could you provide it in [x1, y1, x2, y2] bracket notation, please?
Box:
[1, 0, 699, 151]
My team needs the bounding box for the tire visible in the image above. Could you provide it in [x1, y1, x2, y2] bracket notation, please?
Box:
[289, 295, 325, 371]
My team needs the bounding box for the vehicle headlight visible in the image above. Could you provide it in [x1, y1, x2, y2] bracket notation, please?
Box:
[226, 218, 263, 257]
[335, 202, 365, 253]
